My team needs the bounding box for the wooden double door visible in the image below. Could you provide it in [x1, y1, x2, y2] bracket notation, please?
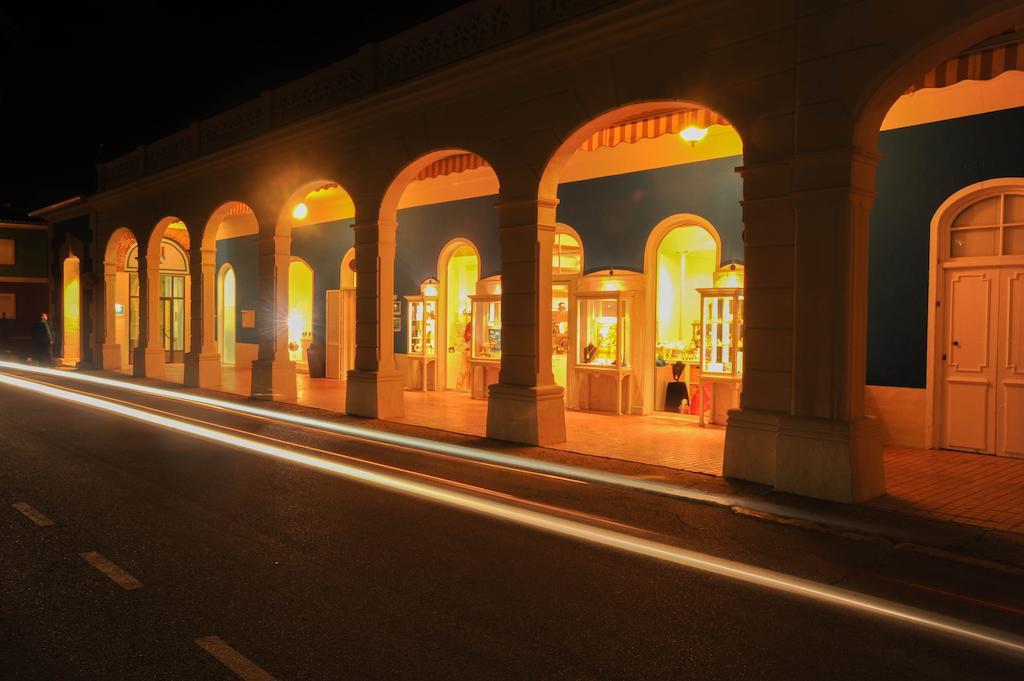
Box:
[941, 266, 1024, 456]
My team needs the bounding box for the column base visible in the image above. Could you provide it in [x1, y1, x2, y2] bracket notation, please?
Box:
[725, 408, 886, 503]
[486, 383, 566, 446]
[723, 408, 778, 486]
[133, 347, 165, 380]
[100, 343, 121, 371]
[184, 352, 222, 388]
[250, 359, 297, 401]
[775, 414, 885, 503]
[345, 369, 404, 419]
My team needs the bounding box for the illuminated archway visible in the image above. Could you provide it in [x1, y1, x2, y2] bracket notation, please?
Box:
[438, 239, 480, 391]
[102, 228, 138, 369]
[541, 101, 743, 424]
[217, 263, 237, 365]
[643, 215, 721, 413]
[288, 257, 314, 366]
[62, 256, 81, 364]
[551, 225, 584, 388]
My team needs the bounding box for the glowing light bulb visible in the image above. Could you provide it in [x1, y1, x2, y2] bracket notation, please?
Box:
[292, 202, 308, 220]
[679, 126, 708, 146]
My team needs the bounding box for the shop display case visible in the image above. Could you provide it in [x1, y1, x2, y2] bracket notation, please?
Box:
[405, 280, 438, 390]
[572, 289, 636, 414]
[551, 283, 570, 387]
[697, 287, 744, 424]
[469, 285, 501, 399]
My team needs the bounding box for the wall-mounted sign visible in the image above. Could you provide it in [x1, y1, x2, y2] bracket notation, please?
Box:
[114, 303, 125, 316]
[241, 309, 256, 328]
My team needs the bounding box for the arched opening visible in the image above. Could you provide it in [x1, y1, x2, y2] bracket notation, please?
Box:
[203, 201, 260, 388]
[62, 255, 81, 365]
[373, 148, 500, 430]
[552, 225, 583, 388]
[288, 257, 314, 369]
[646, 218, 721, 416]
[135, 218, 192, 377]
[276, 181, 356, 401]
[853, 15, 1024, 522]
[439, 239, 480, 391]
[217, 263, 236, 365]
[102, 228, 137, 370]
[532, 101, 744, 474]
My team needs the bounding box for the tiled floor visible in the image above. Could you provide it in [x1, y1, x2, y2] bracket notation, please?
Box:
[156, 364, 1024, 534]
[872, 446, 1024, 534]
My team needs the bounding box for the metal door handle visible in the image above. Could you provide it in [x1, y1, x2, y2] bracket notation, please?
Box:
[952, 340, 960, 347]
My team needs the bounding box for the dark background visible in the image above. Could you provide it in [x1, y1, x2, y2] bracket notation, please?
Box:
[0, 3, 467, 214]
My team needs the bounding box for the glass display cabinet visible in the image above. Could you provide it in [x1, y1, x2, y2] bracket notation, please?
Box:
[405, 279, 438, 390]
[572, 291, 635, 414]
[469, 278, 502, 399]
[697, 287, 744, 424]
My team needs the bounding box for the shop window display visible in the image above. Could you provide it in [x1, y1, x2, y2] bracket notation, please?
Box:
[469, 276, 502, 399]
[406, 279, 438, 390]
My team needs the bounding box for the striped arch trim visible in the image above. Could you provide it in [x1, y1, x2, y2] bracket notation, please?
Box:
[414, 108, 731, 181]
[906, 30, 1022, 93]
[579, 108, 729, 152]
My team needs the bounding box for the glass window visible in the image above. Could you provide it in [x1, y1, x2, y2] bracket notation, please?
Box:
[553, 232, 582, 276]
[472, 299, 502, 360]
[950, 228, 998, 258]
[701, 292, 736, 375]
[1005, 226, 1024, 256]
[953, 196, 999, 227]
[1005, 194, 1024, 224]
[579, 297, 628, 367]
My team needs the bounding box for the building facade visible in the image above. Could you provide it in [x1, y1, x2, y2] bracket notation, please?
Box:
[34, 0, 1024, 503]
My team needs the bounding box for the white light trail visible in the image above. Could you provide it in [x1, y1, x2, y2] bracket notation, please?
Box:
[0, 361, 734, 506]
[1, 370, 1023, 657]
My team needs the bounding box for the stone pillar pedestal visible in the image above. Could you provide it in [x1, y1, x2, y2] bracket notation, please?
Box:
[100, 343, 121, 371]
[251, 359, 298, 401]
[250, 234, 297, 401]
[486, 383, 566, 446]
[184, 352, 222, 388]
[346, 369, 404, 419]
[775, 414, 884, 503]
[133, 346, 165, 380]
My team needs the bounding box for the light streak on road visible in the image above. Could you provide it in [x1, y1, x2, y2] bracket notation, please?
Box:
[1, 369, 1023, 658]
[0, 361, 735, 507]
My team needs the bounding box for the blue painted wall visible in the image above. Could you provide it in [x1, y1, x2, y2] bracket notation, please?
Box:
[557, 155, 745, 272]
[393, 196, 501, 353]
[215, 234, 259, 346]
[867, 106, 1024, 388]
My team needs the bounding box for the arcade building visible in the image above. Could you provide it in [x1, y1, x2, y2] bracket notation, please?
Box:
[33, 2, 1024, 504]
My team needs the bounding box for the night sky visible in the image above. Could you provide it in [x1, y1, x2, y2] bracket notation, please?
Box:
[0, 3, 467, 215]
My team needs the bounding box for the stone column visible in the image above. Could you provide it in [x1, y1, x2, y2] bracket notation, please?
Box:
[724, 149, 885, 503]
[485, 197, 566, 445]
[250, 234, 297, 400]
[99, 260, 121, 370]
[184, 247, 221, 388]
[345, 219, 404, 418]
[133, 251, 166, 379]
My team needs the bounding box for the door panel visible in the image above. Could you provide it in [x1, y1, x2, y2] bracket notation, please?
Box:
[942, 269, 997, 453]
[997, 268, 1024, 456]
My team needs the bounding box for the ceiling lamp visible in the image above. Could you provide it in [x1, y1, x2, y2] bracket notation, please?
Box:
[679, 126, 708, 147]
[292, 202, 309, 220]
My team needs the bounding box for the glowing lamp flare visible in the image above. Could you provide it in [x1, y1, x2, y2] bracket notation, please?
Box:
[292, 202, 309, 219]
[679, 126, 708, 146]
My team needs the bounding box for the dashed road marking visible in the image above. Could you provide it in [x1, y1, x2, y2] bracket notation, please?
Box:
[12, 502, 55, 527]
[79, 552, 142, 590]
[195, 636, 277, 681]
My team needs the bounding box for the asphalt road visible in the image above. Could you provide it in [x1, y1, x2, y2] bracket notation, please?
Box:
[1, 369, 1022, 680]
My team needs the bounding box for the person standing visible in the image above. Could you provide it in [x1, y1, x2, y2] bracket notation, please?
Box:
[31, 312, 54, 366]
